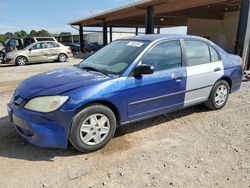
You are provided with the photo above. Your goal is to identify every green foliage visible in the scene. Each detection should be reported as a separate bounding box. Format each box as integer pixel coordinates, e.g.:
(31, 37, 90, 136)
(0, 29, 70, 43)
(30, 30, 38, 37)
(59, 32, 72, 36)
(37, 30, 51, 37)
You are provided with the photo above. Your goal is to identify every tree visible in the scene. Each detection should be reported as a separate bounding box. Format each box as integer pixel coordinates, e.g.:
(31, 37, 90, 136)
(37, 30, 51, 37)
(30, 30, 38, 37)
(14, 30, 27, 38)
(4, 32, 14, 39)
(20, 30, 27, 37)
(59, 32, 72, 36)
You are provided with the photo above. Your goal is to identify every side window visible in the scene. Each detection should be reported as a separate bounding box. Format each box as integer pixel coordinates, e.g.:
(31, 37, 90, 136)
(184, 40, 210, 66)
(31, 43, 46, 50)
(142, 40, 182, 71)
(47, 42, 60, 48)
(209, 46, 219, 62)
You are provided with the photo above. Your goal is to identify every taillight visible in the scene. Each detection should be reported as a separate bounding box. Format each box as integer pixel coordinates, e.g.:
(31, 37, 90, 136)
(67, 47, 72, 53)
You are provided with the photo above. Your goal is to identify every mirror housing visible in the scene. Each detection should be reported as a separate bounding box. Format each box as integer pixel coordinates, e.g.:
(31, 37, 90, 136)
(28, 48, 32, 51)
(133, 64, 154, 77)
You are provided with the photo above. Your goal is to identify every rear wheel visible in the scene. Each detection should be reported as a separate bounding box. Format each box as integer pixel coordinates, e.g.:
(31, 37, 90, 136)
(15, 56, 28, 66)
(205, 80, 229, 110)
(58, 53, 67, 62)
(69, 104, 117, 153)
(0, 52, 5, 64)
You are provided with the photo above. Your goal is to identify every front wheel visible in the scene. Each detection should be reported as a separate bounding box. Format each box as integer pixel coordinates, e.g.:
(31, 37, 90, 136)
(58, 53, 67, 62)
(15, 56, 28, 66)
(205, 80, 229, 110)
(69, 104, 117, 153)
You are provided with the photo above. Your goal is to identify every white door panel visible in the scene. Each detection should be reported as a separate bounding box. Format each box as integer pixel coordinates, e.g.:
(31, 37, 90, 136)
(184, 61, 224, 107)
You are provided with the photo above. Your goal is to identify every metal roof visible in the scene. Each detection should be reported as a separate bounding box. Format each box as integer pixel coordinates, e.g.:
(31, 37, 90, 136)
(69, 0, 241, 28)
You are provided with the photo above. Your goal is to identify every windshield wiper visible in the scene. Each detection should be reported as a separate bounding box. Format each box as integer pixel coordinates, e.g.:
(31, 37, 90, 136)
(81, 66, 110, 76)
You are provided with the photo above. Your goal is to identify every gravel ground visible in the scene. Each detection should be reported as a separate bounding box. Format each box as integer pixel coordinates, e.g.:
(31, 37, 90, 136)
(0, 59, 249, 188)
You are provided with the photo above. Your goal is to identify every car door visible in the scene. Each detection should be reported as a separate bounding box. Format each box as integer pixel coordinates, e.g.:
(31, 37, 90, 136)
(45, 42, 60, 60)
(28, 42, 47, 62)
(125, 40, 187, 121)
(183, 39, 224, 107)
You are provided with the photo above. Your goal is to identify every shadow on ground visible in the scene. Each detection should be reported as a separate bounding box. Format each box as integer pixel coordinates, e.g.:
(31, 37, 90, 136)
(0, 105, 209, 161)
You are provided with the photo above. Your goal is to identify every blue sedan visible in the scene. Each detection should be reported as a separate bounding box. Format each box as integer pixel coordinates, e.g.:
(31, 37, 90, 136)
(7, 35, 242, 152)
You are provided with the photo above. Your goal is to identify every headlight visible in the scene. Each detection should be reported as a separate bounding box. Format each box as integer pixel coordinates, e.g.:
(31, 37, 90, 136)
(25, 96, 69, 112)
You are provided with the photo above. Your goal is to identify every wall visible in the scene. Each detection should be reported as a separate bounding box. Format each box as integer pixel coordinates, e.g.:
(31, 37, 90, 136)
(85, 32, 135, 44)
(187, 11, 240, 53)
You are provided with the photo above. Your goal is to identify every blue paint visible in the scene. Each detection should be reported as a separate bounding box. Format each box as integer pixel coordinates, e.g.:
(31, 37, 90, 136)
(7, 35, 243, 148)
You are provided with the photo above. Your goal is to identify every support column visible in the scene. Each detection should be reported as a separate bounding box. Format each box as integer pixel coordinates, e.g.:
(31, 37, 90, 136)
(235, 0, 250, 57)
(157, 28, 160, 34)
(79, 26, 84, 53)
(103, 21, 108, 45)
(135, 27, 138, 35)
(145, 6, 154, 34)
(109, 26, 112, 43)
(241, 0, 250, 70)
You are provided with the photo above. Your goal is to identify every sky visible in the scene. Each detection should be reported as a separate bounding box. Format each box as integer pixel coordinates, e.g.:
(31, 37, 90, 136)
(0, 0, 187, 35)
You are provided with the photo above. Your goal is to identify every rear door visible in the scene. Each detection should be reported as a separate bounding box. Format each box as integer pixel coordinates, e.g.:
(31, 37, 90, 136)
(183, 39, 223, 107)
(45, 42, 60, 60)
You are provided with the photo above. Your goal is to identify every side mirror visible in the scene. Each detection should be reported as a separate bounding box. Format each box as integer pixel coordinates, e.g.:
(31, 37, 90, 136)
(134, 64, 154, 77)
(29, 48, 32, 51)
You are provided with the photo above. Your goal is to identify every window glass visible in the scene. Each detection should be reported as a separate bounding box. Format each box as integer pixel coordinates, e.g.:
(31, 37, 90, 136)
(209, 46, 219, 62)
(47, 42, 59, 48)
(141, 40, 182, 71)
(79, 40, 150, 75)
(184, 40, 210, 66)
(31, 42, 46, 50)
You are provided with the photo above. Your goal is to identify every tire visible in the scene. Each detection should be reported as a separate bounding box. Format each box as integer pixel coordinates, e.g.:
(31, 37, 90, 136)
(69, 104, 117, 153)
(205, 80, 230, 110)
(58, 53, 67, 62)
(15, 56, 28, 66)
(0, 52, 5, 64)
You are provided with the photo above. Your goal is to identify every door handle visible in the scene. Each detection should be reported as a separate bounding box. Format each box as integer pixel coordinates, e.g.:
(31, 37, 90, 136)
(174, 75, 184, 80)
(214, 67, 221, 72)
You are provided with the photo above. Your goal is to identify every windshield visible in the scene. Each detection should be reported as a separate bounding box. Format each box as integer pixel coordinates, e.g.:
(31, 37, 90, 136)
(79, 40, 150, 75)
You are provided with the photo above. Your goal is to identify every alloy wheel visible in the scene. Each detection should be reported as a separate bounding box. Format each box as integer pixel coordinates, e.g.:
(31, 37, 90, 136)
(17, 57, 27, 65)
(79, 114, 110, 146)
(59, 54, 66, 62)
(215, 85, 228, 106)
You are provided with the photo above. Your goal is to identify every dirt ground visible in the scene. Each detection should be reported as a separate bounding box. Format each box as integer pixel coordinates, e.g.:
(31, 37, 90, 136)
(0, 59, 249, 188)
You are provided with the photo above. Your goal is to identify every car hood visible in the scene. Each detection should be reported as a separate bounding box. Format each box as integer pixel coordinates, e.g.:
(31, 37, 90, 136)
(16, 66, 111, 99)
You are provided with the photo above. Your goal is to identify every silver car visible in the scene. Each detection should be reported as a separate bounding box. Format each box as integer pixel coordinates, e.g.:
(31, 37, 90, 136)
(5, 41, 73, 66)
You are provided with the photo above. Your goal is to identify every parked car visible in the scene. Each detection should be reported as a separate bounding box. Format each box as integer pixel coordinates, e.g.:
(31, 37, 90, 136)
(0, 37, 57, 64)
(5, 41, 72, 65)
(0, 43, 5, 64)
(85, 42, 103, 52)
(62, 42, 80, 54)
(7, 35, 242, 152)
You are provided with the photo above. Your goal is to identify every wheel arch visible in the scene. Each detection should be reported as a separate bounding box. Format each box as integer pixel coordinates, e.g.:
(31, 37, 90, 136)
(76, 100, 121, 125)
(59, 52, 68, 58)
(15, 55, 29, 63)
(220, 76, 232, 92)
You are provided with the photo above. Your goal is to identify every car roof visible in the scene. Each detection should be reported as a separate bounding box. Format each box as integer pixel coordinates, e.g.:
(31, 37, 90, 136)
(123, 34, 207, 42)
